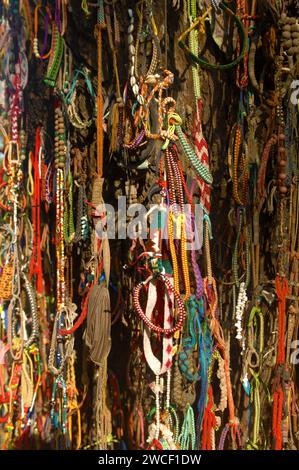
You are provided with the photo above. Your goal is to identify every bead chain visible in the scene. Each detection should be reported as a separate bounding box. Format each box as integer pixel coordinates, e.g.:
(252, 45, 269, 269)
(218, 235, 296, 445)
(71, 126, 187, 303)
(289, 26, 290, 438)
(133, 275, 185, 336)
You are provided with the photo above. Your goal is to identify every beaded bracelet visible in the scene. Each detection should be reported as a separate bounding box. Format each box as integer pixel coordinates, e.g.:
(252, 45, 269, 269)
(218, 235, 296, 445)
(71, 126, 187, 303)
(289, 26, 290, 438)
(64, 172, 75, 244)
(178, 2, 247, 71)
(133, 274, 186, 336)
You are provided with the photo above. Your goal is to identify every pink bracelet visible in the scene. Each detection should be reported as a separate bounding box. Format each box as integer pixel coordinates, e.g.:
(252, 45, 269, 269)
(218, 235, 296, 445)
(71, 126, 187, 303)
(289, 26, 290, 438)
(133, 274, 185, 336)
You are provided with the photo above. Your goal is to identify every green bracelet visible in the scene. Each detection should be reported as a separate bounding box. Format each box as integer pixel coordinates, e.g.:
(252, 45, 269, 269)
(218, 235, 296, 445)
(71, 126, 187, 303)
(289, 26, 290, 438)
(178, 2, 248, 71)
(44, 28, 64, 88)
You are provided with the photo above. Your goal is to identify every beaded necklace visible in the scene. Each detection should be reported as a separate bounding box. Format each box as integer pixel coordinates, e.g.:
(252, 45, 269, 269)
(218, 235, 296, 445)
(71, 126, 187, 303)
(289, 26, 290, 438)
(47, 102, 73, 377)
(231, 122, 249, 207)
(134, 273, 185, 336)
(63, 171, 75, 245)
(56, 167, 65, 307)
(165, 145, 191, 300)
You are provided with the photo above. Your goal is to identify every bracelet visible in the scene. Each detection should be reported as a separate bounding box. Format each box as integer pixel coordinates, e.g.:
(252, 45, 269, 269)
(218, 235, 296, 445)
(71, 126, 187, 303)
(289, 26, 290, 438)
(133, 274, 186, 336)
(178, 2, 247, 71)
(44, 23, 64, 88)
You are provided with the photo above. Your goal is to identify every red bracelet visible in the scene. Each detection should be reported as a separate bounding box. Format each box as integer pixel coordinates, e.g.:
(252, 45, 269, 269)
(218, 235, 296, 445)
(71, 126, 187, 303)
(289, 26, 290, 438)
(133, 274, 185, 336)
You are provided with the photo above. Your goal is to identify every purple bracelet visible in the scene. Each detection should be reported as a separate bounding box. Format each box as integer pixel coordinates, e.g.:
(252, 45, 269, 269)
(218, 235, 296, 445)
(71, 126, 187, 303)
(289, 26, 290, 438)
(124, 130, 145, 149)
(218, 423, 229, 450)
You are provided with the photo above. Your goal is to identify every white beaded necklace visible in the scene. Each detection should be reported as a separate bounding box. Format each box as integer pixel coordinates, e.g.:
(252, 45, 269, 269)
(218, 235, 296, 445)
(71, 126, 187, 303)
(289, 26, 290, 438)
(235, 281, 247, 351)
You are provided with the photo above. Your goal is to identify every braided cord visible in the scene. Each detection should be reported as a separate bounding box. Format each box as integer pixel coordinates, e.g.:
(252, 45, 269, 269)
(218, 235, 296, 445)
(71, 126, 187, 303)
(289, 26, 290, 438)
(98, 0, 105, 25)
(44, 24, 64, 87)
(176, 125, 213, 184)
(188, 0, 201, 99)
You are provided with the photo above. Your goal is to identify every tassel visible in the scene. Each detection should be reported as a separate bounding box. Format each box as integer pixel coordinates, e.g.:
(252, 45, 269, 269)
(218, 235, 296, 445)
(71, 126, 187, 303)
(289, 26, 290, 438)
(84, 283, 111, 365)
(92, 175, 104, 208)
